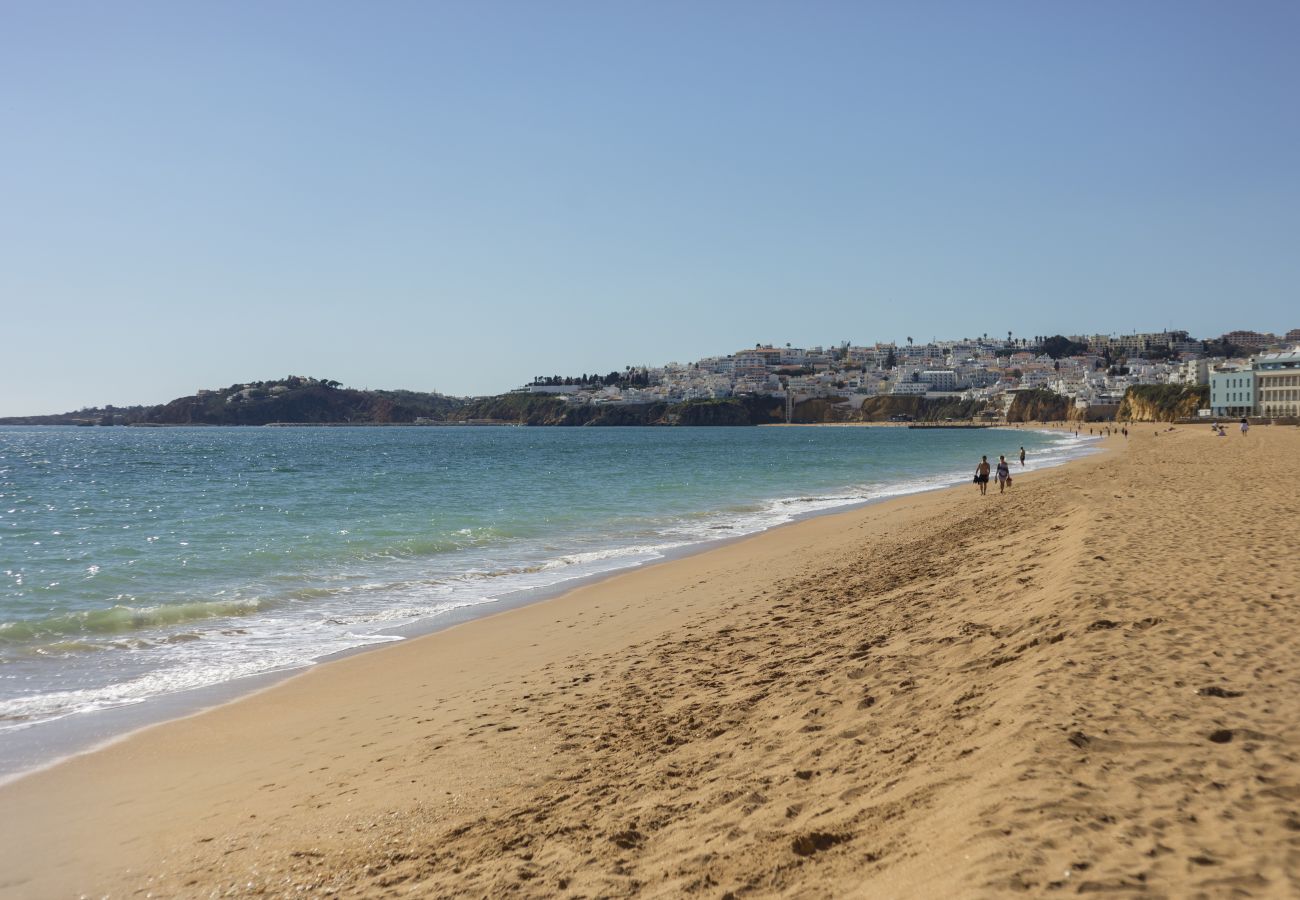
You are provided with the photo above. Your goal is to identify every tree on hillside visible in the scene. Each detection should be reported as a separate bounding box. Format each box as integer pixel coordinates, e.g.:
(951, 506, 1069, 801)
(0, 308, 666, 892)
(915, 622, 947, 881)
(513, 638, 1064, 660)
(1139, 346, 1176, 361)
(1203, 338, 1241, 358)
(1039, 334, 1088, 359)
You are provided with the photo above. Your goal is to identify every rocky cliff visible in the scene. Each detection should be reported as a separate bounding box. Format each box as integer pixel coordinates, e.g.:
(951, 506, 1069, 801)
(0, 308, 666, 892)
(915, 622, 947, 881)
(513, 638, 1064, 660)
(851, 396, 988, 422)
(5, 384, 994, 428)
(449, 394, 992, 426)
(448, 395, 785, 426)
(1116, 385, 1208, 422)
(1006, 389, 1072, 422)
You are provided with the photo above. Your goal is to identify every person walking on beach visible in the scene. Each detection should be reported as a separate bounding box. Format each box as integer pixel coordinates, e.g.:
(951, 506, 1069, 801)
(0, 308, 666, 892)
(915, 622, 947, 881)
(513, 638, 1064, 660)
(996, 455, 1012, 493)
(1019, 446, 1026, 467)
(975, 456, 991, 495)
(1240, 418, 1250, 435)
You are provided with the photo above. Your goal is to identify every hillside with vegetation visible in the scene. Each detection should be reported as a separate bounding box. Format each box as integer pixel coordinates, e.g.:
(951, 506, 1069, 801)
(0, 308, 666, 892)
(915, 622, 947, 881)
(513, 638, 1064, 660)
(0, 378, 464, 426)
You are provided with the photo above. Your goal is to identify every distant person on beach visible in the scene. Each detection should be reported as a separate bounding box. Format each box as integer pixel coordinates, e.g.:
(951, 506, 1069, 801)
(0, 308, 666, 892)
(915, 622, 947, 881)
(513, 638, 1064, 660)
(1019, 446, 1026, 467)
(974, 456, 991, 495)
(996, 456, 1011, 493)
(1240, 418, 1250, 435)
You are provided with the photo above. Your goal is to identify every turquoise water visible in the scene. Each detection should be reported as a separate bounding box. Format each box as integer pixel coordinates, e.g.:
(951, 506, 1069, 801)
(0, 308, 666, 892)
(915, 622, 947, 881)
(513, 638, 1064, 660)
(0, 425, 1089, 744)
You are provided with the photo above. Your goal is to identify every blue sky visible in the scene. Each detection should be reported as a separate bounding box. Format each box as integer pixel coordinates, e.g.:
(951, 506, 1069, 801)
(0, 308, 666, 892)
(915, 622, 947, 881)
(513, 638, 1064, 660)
(2, 1, 1297, 414)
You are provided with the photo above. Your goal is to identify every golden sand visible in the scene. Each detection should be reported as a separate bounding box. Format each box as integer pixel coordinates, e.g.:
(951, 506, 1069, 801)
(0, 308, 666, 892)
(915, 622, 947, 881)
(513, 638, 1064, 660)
(1, 426, 1297, 898)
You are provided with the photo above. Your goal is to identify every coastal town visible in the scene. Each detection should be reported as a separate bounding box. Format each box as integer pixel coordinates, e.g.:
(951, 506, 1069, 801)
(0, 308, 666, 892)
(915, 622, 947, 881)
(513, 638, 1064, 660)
(6, 328, 1298, 428)
(524, 328, 1300, 420)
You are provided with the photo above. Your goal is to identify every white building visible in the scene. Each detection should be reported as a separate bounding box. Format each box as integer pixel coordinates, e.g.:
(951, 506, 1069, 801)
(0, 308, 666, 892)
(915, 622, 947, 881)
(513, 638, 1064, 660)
(1209, 367, 1255, 416)
(1254, 348, 1300, 417)
(732, 353, 770, 378)
(1177, 358, 1211, 386)
(920, 370, 959, 391)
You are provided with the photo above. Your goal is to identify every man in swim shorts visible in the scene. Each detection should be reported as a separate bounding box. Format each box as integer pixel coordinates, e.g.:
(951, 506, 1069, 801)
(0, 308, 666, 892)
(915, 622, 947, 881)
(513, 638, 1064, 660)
(975, 455, 991, 495)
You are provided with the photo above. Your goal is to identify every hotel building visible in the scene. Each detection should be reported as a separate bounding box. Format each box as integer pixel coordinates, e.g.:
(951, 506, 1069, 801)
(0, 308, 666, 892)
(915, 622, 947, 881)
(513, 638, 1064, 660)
(1254, 348, 1300, 417)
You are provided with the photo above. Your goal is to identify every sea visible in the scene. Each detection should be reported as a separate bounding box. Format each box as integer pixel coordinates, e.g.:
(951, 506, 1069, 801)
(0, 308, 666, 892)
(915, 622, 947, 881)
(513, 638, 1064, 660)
(0, 424, 1095, 777)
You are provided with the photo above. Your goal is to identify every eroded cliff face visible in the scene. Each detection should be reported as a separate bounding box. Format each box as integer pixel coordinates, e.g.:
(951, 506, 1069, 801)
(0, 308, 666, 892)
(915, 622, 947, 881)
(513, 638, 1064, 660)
(852, 396, 988, 422)
(1065, 404, 1119, 423)
(1117, 385, 1208, 422)
(449, 393, 997, 426)
(449, 395, 785, 426)
(1006, 390, 1071, 422)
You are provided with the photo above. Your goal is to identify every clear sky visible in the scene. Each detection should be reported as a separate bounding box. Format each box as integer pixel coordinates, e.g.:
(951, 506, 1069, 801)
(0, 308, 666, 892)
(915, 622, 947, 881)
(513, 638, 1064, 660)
(3, 1, 1298, 414)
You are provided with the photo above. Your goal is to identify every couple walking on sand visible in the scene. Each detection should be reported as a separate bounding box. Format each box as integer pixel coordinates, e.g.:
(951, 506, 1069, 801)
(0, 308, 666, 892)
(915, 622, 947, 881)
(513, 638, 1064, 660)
(974, 454, 1014, 495)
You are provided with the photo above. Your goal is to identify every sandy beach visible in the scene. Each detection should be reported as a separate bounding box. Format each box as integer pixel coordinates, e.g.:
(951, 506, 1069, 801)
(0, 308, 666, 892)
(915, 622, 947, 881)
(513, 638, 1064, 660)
(2, 425, 1298, 898)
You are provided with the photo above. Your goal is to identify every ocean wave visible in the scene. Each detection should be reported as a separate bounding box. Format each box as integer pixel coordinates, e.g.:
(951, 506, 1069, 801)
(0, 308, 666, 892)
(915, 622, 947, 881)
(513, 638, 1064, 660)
(0, 628, 405, 731)
(537, 543, 681, 571)
(350, 527, 518, 563)
(0, 598, 264, 644)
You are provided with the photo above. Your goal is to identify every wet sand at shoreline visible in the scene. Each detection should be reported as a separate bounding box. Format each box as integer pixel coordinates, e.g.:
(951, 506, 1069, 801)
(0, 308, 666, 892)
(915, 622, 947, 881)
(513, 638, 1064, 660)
(1, 426, 1297, 898)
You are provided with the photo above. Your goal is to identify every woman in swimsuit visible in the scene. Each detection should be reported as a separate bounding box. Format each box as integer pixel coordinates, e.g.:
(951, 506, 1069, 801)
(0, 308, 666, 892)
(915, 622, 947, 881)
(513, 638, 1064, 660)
(996, 456, 1012, 493)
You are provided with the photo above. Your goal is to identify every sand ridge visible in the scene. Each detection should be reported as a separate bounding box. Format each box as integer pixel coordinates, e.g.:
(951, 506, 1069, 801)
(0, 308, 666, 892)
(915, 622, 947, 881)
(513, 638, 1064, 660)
(1, 427, 1297, 898)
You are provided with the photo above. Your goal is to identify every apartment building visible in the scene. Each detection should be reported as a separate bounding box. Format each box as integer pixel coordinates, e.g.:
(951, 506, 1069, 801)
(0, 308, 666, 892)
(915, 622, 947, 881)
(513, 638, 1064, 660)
(1222, 330, 1276, 350)
(1254, 348, 1300, 417)
(732, 352, 771, 378)
(1089, 330, 1193, 356)
(1209, 367, 1255, 416)
(920, 370, 959, 391)
(1177, 358, 1211, 386)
